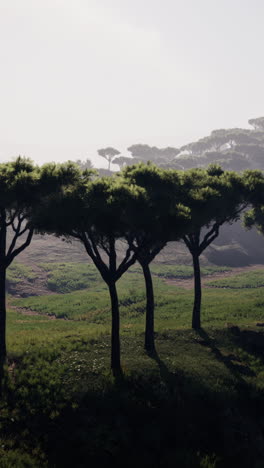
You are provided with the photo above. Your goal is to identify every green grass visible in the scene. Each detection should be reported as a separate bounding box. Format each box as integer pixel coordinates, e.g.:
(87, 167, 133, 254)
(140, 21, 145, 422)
(25, 262, 232, 295)
(3, 315, 264, 467)
(146, 263, 231, 279)
(39, 262, 101, 293)
(6, 262, 37, 288)
(10, 266, 264, 327)
(3, 263, 264, 467)
(208, 269, 264, 289)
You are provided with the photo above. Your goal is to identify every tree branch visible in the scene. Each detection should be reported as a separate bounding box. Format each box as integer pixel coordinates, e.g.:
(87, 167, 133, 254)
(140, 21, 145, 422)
(7, 230, 20, 257)
(109, 236, 116, 274)
(88, 229, 102, 261)
(80, 231, 109, 283)
(6, 209, 19, 227)
(117, 245, 134, 274)
(199, 224, 220, 254)
(6, 229, 34, 267)
(149, 241, 166, 263)
(183, 234, 193, 252)
(116, 249, 138, 280)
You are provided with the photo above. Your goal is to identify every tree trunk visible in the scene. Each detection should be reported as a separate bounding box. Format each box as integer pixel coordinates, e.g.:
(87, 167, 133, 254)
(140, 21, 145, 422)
(0, 221, 6, 394)
(142, 262, 155, 354)
(192, 252, 202, 329)
(109, 281, 121, 374)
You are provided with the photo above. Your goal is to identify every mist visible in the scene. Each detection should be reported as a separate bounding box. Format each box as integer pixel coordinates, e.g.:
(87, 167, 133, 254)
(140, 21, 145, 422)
(1, 0, 264, 166)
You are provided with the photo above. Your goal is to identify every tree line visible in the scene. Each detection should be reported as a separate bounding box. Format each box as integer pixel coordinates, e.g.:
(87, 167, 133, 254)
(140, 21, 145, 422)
(0, 157, 264, 386)
(95, 117, 264, 173)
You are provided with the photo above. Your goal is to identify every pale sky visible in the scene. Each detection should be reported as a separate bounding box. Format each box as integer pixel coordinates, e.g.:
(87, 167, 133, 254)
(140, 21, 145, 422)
(1, 0, 264, 167)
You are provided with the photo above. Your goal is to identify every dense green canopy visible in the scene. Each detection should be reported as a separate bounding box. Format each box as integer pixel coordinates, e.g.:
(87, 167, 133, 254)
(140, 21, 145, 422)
(121, 163, 190, 352)
(0, 158, 85, 390)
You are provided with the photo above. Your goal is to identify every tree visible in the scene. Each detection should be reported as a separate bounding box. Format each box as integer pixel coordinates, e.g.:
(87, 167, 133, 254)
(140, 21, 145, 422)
(0, 157, 37, 384)
(0, 158, 83, 390)
(122, 164, 190, 353)
(75, 158, 94, 170)
(245, 206, 264, 232)
(243, 170, 264, 231)
(97, 147, 120, 171)
(181, 165, 246, 329)
(111, 156, 135, 170)
(34, 175, 147, 375)
(127, 144, 179, 166)
(176, 120, 264, 172)
(248, 117, 264, 131)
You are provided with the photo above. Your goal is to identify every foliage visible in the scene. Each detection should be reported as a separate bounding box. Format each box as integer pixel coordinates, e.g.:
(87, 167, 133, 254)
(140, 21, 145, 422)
(39, 262, 100, 293)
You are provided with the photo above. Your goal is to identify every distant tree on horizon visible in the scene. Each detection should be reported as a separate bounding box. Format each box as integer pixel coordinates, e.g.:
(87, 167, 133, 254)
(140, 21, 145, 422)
(97, 147, 120, 171)
(248, 117, 264, 131)
(176, 118, 264, 171)
(75, 158, 94, 170)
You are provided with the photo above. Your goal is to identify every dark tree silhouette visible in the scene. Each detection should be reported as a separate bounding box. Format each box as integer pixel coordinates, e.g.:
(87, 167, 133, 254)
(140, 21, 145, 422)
(34, 175, 146, 375)
(0, 157, 37, 386)
(0, 158, 82, 390)
(181, 165, 247, 329)
(122, 163, 190, 353)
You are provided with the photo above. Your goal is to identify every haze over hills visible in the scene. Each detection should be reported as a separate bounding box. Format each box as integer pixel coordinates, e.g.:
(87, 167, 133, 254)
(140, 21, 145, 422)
(66, 117, 264, 268)
(12, 116, 264, 269)
(109, 117, 264, 172)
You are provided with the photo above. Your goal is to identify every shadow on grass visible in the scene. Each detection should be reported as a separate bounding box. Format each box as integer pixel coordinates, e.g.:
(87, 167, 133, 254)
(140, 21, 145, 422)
(196, 328, 255, 387)
(2, 337, 264, 468)
(147, 348, 183, 400)
(238, 327, 264, 363)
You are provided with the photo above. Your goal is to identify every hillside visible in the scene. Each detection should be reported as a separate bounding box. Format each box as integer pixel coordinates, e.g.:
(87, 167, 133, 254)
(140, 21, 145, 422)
(98, 118, 264, 268)
(11, 217, 264, 277)
(2, 262, 264, 466)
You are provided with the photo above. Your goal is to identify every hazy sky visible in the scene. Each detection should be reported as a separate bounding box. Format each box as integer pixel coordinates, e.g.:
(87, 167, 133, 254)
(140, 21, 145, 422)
(1, 0, 264, 167)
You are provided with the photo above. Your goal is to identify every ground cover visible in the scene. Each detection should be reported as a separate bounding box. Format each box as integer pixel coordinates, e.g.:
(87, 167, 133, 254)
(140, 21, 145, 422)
(10, 269, 264, 327)
(6, 263, 37, 289)
(207, 269, 264, 289)
(6, 261, 233, 296)
(2, 264, 264, 467)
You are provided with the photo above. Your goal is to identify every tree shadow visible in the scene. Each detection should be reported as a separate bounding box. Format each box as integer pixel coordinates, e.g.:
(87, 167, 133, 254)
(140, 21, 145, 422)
(236, 327, 264, 363)
(196, 328, 255, 386)
(2, 353, 263, 468)
(112, 367, 124, 385)
(147, 348, 183, 400)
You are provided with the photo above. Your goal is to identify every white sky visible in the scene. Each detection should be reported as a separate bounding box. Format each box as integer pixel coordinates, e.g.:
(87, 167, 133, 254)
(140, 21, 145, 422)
(0, 0, 264, 167)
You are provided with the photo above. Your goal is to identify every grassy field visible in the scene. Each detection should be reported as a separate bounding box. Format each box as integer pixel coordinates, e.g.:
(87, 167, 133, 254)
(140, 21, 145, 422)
(10, 266, 264, 327)
(2, 263, 264, 467)
(6, 263, 37, 288)
(6, 261, 231, 294)
(208, 269, 264, 289)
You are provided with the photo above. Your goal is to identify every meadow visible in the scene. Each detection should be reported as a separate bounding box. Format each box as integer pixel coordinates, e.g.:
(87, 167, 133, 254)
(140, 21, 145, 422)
(1, 262, 264, 467)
